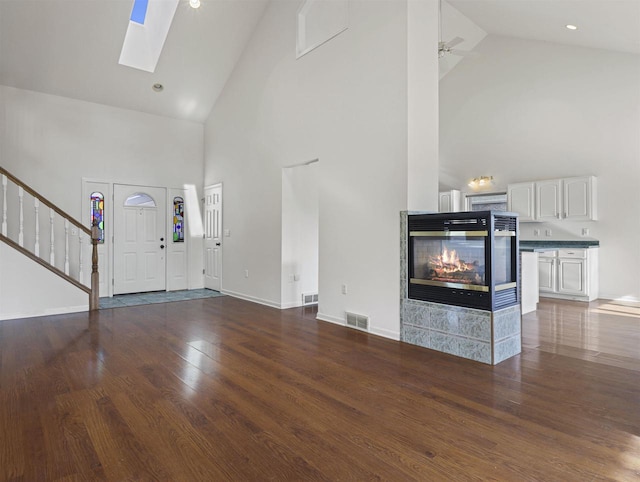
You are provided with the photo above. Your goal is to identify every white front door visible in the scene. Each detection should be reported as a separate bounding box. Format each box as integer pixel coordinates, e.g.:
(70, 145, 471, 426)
(114, 184, 167, 294)
(204, 184, 222, 291)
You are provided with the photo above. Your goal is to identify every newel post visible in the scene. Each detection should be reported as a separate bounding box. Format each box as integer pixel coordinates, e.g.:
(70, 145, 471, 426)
(90, 222, 100, 311)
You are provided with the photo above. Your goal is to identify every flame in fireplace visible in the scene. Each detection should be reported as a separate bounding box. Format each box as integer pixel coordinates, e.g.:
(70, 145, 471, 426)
(431, 247, 475, 274)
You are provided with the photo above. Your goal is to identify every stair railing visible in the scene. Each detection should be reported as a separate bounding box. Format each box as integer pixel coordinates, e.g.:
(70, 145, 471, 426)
(0, 166, 99, 310)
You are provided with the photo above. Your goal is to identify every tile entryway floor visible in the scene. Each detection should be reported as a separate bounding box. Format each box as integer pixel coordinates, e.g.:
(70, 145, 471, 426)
(99, 289, 224, 309)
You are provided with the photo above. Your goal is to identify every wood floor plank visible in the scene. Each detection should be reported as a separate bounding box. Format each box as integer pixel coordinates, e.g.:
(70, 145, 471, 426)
(1, 296, 640, 480)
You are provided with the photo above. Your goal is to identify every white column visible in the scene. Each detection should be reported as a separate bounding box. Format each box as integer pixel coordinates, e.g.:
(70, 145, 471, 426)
(64, 219, 70, 275)
(18, 187, 24, 247)
(34, 198, 40, 256)
(407, 0, 439, 211)
(1, 175, 7, 236)
(49, 208, 55, 265)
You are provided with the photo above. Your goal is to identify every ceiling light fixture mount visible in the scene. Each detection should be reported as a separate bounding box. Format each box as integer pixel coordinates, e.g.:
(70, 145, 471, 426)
(152, 83, 164, 92)
(189, 0, 201, 8)
(468, 176, 494, 188)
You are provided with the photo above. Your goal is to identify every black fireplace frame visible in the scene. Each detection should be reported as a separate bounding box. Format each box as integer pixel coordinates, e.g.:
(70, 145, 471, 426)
(408, 211, 519, 311)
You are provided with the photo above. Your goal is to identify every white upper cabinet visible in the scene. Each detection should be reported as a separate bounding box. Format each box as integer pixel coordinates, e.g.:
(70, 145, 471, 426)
(508, 176, 597, 222)
(564, 176, 597, 221)
(507, 182, 535, 221)
(536, 179, 562, 221)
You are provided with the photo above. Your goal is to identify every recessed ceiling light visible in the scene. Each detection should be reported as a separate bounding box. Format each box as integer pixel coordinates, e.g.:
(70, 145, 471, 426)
(565, 24, 578, 30)
(152, 83, 164, 92)
(189, 0, 201, 8)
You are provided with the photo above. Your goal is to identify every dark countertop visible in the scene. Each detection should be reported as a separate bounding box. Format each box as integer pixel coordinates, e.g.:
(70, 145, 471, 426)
(519, 240, 600, 252)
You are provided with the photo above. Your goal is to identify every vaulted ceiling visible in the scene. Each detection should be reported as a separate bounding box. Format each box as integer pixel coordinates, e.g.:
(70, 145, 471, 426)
(0, 0, 638, 124)
(0, 0, 268, 123)
(449, 0, 640, 55)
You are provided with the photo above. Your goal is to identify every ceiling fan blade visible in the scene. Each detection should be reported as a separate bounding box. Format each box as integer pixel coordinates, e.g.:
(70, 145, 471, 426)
(450, 49, 479, 57)
(446, 37, 464, 48)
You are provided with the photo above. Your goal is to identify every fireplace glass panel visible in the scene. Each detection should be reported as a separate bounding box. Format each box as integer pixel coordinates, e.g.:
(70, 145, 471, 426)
(494, 236, 514, 285)
(412, 235, 486, 286)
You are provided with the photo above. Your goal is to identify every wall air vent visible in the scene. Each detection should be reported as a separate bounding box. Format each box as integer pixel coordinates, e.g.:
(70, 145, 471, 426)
(345, 312, 369, 331)
(302, 292, 319, 306)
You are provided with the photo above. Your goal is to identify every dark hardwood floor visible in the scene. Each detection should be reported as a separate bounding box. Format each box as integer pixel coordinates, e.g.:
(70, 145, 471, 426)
(1, 296, 639, 481)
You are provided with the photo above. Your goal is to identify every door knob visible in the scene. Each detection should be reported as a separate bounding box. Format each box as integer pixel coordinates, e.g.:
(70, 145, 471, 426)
(215, 242, 221, 246)
(160, 245, 165, 249)
(160, 237, 165, 242)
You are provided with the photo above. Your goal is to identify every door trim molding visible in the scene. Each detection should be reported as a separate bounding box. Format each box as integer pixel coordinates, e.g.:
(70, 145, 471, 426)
(82, 178, 192, 297)
(204, 183, 223, 292)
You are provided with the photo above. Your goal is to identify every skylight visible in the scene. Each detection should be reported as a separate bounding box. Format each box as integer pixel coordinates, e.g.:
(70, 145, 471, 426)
(130, 0, 149, 25)
(119, 0, 179, 73)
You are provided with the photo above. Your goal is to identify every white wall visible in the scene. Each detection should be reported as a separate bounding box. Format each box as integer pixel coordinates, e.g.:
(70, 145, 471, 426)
(204, 0, 439, 338)
(440, 35, 640, 301)
(281, 162, 319, 308)
(0, 85, 206, 313)
(0, 243, 88, 320)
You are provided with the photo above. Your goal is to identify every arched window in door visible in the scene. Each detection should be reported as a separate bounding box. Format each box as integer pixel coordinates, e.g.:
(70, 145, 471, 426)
(90, 192, 105, 244)
(124, 192, 156, 207)
(173, 196, 184, 242)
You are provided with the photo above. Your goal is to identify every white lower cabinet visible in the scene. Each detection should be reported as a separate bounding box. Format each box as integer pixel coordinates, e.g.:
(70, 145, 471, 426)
(538, 254, 557, 293)
(538, 248, 598, 301)
(558, 257, 586, 296)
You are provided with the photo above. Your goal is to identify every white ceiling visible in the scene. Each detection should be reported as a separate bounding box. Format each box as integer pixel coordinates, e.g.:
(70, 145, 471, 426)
(449, 0, 640, 55)
(0, 0, 268, 123)
(0, 0, 638, 124)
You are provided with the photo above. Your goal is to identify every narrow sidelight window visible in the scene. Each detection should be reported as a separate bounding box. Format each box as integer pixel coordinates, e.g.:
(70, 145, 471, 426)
(90, 192, 105, 244)
(173, 196, 184, 242)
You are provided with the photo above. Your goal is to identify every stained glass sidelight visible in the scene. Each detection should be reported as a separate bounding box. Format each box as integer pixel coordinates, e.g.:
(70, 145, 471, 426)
(90, 192, 105, 244)
(173, 196, 184, 242)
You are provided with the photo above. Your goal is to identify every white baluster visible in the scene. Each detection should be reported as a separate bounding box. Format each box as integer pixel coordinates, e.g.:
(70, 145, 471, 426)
(18, 187, 24, 247)
(64, 219, 70, 275)
(50, 208, 55, 265)
(1, 175, 7, 236)
(78, 235, 84, 285)
(34, 199, 40, 256)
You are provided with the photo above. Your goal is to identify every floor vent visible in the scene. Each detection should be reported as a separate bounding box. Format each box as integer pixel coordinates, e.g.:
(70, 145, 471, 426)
(345, 311, 369, 331)
(302, 292, 319, 306)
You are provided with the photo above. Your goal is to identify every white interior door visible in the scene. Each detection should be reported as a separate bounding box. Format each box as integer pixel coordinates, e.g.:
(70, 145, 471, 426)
(204, 184, 222, 291)
(114, 185, 167, 294)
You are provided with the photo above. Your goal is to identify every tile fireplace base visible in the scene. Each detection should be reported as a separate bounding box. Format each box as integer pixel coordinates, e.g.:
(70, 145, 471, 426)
(400, 299, 521, 365)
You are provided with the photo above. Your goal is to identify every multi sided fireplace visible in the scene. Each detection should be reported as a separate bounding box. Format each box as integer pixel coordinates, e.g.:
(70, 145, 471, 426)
(408, 211, 519, 310)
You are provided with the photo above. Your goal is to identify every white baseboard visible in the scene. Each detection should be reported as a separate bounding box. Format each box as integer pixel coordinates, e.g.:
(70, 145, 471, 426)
(0, 304, 89, 321)
(316, 312, 399, 341)
(370, 326, 400, 341)
(597, 295, 640, 307)
(316, 312, 345, 326)
(221, 289, 281, 309)
(281, 301, 303, 309)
